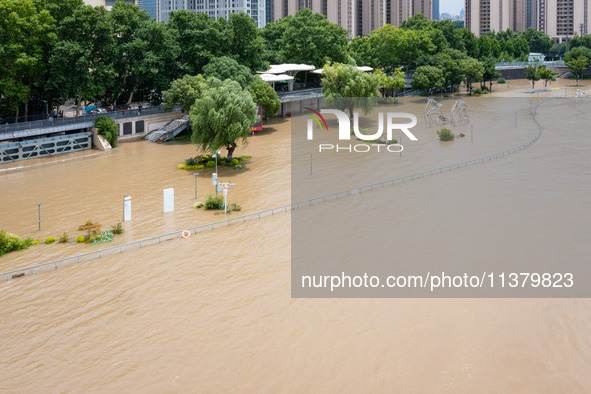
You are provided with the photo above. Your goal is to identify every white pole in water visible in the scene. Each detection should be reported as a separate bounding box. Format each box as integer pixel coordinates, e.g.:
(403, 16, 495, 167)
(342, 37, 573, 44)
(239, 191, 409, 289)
(223, 187, 228, 214)
(123, 196, 132, 221)
(515, 112, 517, 128)
(193, 172, 199, 199)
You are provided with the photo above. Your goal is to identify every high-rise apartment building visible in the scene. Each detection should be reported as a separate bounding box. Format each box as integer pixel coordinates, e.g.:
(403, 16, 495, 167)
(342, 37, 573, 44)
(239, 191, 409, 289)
(465, 0, 590, 42)
(84, 0, 136, 9)
(538, 0, 589, 41)
(272, 0, 435, 37)
(152, 0, 266, 27)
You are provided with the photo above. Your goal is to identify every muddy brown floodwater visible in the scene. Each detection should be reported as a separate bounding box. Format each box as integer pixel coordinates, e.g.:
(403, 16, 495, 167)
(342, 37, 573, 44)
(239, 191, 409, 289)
(1, 80, 591, 392)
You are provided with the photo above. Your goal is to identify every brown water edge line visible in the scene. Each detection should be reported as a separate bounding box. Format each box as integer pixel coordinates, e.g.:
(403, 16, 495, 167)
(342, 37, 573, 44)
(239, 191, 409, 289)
(0, 98, 554, 282)
(0, 150, 112, 174)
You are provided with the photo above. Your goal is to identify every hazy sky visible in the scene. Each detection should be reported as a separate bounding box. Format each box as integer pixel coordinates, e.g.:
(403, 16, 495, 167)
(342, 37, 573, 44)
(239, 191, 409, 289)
(440, 0, 464, 15)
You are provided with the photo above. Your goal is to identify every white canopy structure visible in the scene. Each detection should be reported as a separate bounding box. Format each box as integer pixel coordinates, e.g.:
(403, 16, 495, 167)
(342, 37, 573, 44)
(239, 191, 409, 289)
(257, 64, 315, 91)
(312, 66, 374, 74)
(258, 73, 295, 89)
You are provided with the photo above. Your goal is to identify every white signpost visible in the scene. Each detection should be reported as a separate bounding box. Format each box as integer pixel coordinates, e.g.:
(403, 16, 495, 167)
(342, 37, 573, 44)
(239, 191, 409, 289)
(218, 182, 235, 213)
(123, 196, 132, 221)
(163, 188, 174, 213)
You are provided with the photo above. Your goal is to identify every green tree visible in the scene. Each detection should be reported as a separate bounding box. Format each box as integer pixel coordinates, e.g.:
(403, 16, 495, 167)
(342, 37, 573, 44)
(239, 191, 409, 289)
(563, 46, 591, 63)
(433, 19, 464, 51)
(538, 65, 558, 89)
(549, 43, 567, 59)
(370, 25, 435, 72)
(109, 2, 180, 105)
(95, 116, 119, 147)
(247, 76, 281, 118)
(453, 20, 464, 29)
(279, 9, 349, 67)
(0, 0, 56, 118)
(436, 50, 466, 94)
(521, 28, 553, 54)
(189, 78, 258, 161)
(321, 63, 381, 117)
(477, 35, 501, 59)
(349, 36, 377, 68)
(228, 13, 267, 71)
(166, 11, 231, 78)
(375, 68, 405, 97)
(525, 64, 541, 90)
(460, 57, 484, 94)
(260, 16, 289, 64)
(458, 28, 479, 58)
(569, 35, 591, 50)
(481, 57, 501, 91)
(162, 74, 206, 112)
(46, 5, 117, 106)
(202, 56, 254, 89)
(400, 13, 432, 30)
(411, 65, 444, 95)
(565, 58, 590, 86)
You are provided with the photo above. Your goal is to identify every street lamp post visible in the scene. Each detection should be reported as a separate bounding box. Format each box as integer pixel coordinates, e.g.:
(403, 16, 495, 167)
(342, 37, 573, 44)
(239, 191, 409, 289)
(36, 202, 42, 231)
(193, 172, 199, 199)
(212, 150, 220, 196)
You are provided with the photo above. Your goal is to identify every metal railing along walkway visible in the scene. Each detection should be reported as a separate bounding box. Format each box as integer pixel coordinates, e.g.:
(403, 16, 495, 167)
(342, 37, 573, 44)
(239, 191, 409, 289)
(0, 106, 180, 141)
(0, 98, 552, 282)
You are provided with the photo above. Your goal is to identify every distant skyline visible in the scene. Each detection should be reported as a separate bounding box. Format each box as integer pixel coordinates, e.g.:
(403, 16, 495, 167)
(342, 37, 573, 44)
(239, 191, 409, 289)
(439, 0, 464, 16)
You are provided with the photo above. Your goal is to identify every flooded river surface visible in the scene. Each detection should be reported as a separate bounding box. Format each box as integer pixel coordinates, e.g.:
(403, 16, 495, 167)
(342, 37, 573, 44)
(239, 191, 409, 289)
(1, 81, 591, 392)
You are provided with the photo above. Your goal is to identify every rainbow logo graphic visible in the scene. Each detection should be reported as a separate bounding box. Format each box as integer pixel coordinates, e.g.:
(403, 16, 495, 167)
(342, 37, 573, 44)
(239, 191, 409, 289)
(304, 107, 328, 131)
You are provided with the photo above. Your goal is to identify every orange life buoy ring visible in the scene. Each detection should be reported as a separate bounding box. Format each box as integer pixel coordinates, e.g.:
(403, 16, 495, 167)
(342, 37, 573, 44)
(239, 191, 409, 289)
(181, 230, 191, 239)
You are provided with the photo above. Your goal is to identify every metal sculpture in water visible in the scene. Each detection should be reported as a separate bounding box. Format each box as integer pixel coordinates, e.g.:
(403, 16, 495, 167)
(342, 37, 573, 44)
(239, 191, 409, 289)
(450, 100, 469, 127)
(424, 99, 469, 127)
(424, 99, 449, 127)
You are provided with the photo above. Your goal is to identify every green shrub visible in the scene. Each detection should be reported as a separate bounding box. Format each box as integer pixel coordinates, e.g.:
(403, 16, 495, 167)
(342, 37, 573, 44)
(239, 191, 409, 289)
(0, 230, 34, 256)
(177, 163, 204, 170)
(76, 236, 86, 243)
(185, 157, 197, 166)
(110, 222, 124, 235)
(95, 116, 119, 147)
(205, 160, 216, 168)
(497, 77, 506, 84)
(87, 236, 95, 244)
(231, 203, 242, 212)
(204, 194, 225, 210)
(193, 201, 204, 208)
(44, 237, 56, 244)
(58, 232, 69, 243)
(437, 128, 455, 141)
(233, 164, 242, 170)
(230, 158, 239, 166)
(92, 230, 114, 244)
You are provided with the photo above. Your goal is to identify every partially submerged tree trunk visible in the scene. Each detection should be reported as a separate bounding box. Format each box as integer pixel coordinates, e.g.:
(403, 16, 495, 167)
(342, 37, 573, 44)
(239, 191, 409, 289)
(225, 142, 237, 162)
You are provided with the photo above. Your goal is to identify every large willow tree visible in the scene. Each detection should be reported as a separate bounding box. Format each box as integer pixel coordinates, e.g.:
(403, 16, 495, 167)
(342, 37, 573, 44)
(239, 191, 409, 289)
(189, 77, 258, 161)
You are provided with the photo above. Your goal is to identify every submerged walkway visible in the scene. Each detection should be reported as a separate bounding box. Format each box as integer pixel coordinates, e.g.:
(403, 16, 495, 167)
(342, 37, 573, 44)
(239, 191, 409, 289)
(1, 98, 551, 281)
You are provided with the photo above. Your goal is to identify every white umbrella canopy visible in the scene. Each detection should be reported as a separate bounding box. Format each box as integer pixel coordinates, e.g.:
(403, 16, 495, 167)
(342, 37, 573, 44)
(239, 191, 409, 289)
(312, 66, 374, 74)
(259, 64, 316, 74)
(258, 73, 295, 82)
(257, 64, 316, 91)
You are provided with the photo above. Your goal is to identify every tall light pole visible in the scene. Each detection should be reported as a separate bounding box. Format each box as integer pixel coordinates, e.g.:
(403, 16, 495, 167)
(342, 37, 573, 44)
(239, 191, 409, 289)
(36, 202, 42, 231)
(212, 150, 220, 196)
(193, 172, 199, 199)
